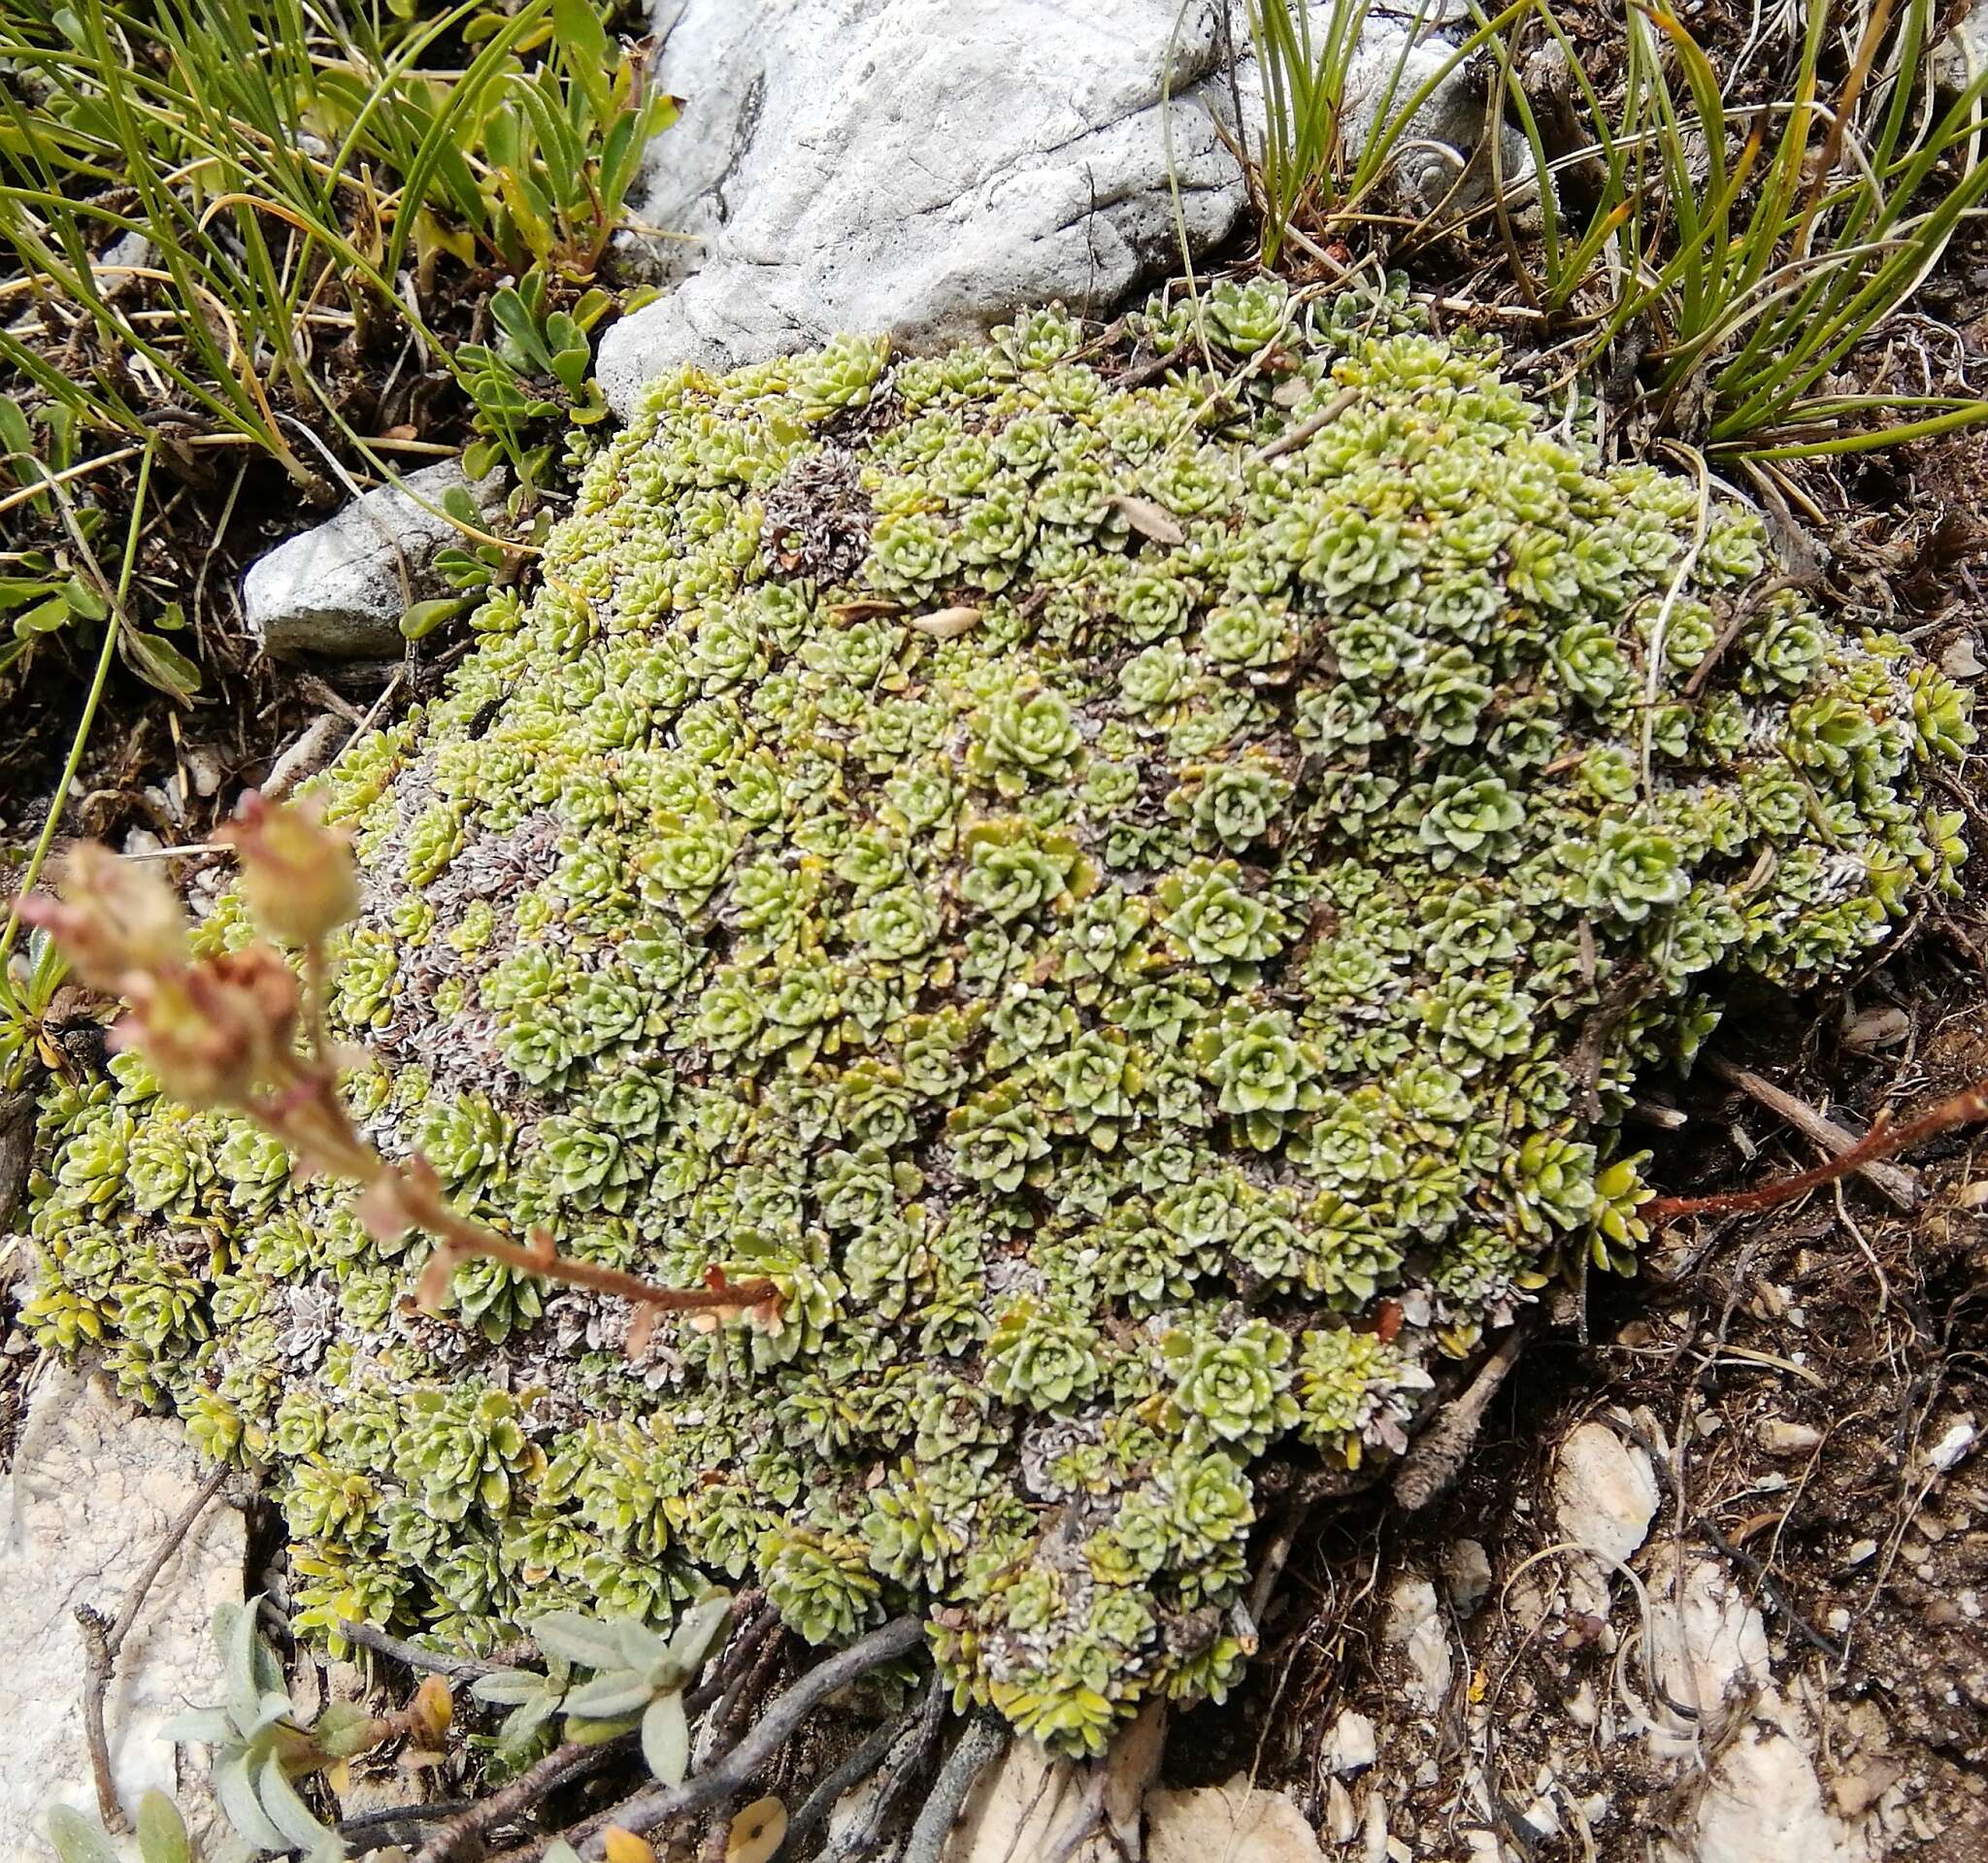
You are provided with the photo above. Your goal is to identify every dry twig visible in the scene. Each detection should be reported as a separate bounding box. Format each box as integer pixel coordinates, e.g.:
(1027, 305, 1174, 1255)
(902, 1712, 1009, 1863)
(337, 1798, 480, 1846)
(1393, 1322, 1533, 1512)
(77, 1457, 233, 1831)
(1680, 575, 1807, 701)
(1647, 1077, 1988, 1220)
(415, 1739, 619, 1863)
(783, 1707, 919, 1858)
(810, 1675, 949, 1863)
(1708, 1057, 1921, 1210)
(335, 1614, 524, 1682)
(1250, 386, 1360, 462)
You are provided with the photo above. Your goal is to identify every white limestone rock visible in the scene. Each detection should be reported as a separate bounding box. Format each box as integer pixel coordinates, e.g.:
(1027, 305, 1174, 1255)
(1935, 0, 1988, 89)
(1325, 1708, 1379, 1775)
(1382, 1572, 1454, 1712)
(1680, 1720, 1851, 1863)
(0, 1362, 244, 1856)
(601, 1, 1537, 415)
(241, 457, 505, 661)
(598, 0, 1249, 415)
(1441, 1536, 1494, 1615)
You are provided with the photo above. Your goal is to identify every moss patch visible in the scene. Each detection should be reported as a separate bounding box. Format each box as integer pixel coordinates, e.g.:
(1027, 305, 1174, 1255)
(23, 283, 1972, 1753)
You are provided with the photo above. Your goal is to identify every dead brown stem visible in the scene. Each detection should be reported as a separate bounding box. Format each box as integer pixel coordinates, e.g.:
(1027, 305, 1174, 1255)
(902, 1711, 1008, 1863)
(230, 948, 782, 1345)
(1680, 576, 1805, 701)
(414, 1739, 610, 1863)
(1251, 386, 1360, 462)
(1393, 1321, 1532, 1512)
(331, 1613, 523, 1682)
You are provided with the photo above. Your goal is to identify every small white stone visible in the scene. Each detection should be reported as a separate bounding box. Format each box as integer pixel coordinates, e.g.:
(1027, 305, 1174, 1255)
(1555, 1421, 1660, 1567)
(1520, 1796, 1560, 1838)
(1325, 1780, 1359, 1845)
(1442, 1538, 1494, 1616)
(1363, 1786, 1389, 1863)
(1757, 1417, 1825, 1456)
(1325, 1709, 1377, 1775)
(1683, 1721, 1850, 1863)
(1926, 1416, 1978, 1473)
(242, 458, 506, 661)
(1383, 1574, 1454, 1712)
(1937, 2, 1988, 90)
(1831, 1757, 1904, 1817)
(264, 714, 351, 801)
(1646, 1551, 1772, 1723)
(183, 746, 225, 800)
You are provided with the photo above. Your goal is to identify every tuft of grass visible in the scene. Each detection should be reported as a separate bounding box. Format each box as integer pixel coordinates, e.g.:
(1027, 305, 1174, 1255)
(1239, 0, 1545, 268)
(1242, 0, 1374, 267)
(0, 0, 671, 687)
(1487, 0, 1988, 457)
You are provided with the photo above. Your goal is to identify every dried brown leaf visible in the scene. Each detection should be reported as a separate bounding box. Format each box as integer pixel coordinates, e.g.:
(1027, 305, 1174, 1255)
(1106, 493, 1185, 547)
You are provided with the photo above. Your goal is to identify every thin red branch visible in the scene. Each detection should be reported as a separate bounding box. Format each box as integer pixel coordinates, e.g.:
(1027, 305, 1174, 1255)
(1646, 1078, 1988, 1220)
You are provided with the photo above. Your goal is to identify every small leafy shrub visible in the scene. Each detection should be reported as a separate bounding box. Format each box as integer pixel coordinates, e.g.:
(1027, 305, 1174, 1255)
(22, 283, 1971, 1754)
(473, 1590, 730, 1780)
(455, 266, 616, 495)
(44, 1597, 449, 1861)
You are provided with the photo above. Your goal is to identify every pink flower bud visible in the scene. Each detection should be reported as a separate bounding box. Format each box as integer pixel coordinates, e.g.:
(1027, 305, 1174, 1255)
(17, 844, 188, 993)
(218, 791, 360, 947)
(121, 947, 301, 1108)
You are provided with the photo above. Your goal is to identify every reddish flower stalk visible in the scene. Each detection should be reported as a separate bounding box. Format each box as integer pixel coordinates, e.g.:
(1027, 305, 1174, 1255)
(17, 795, 781, 1347)
(1645, 1079, 1988, 1221)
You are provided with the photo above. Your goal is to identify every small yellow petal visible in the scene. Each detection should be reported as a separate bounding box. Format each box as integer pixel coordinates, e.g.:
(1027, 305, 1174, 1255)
(726, 1796, 787, 1863)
